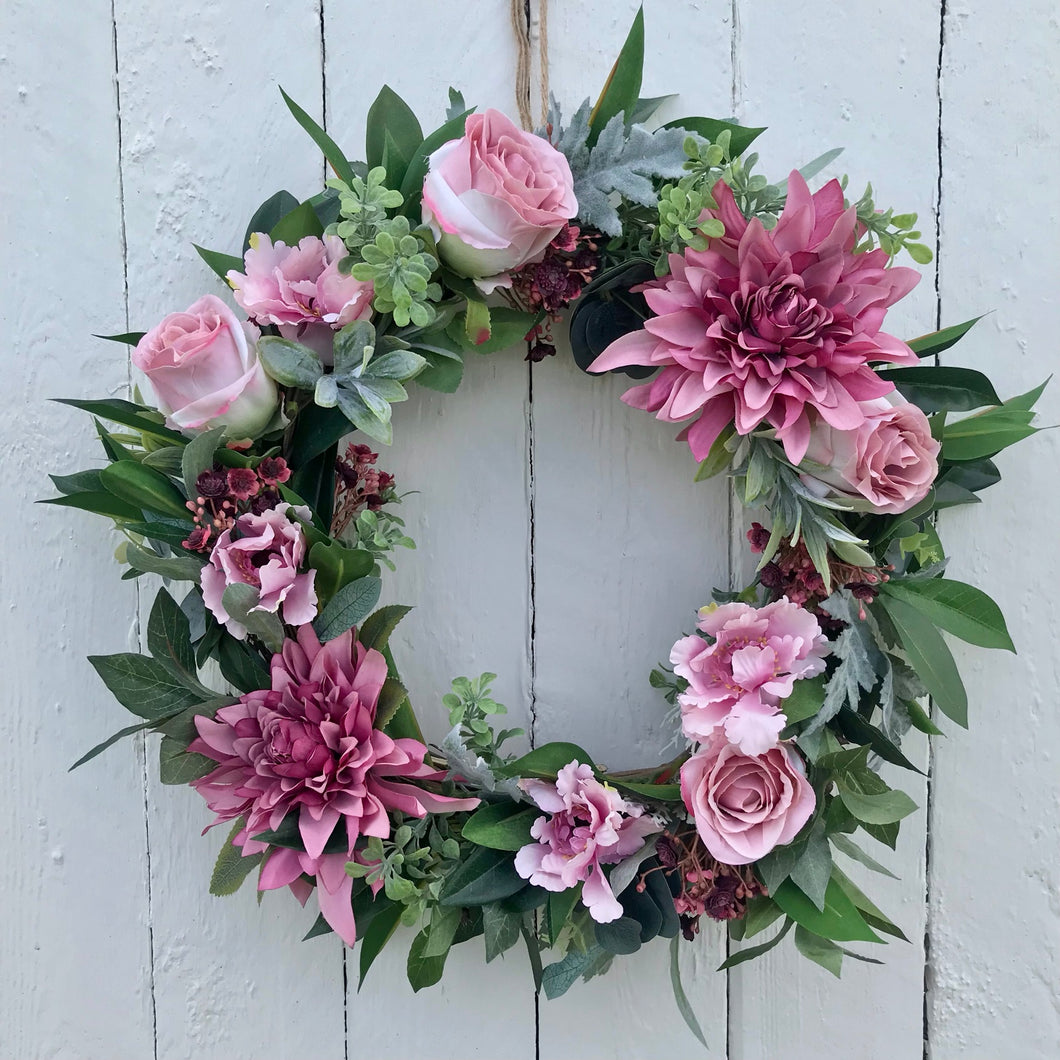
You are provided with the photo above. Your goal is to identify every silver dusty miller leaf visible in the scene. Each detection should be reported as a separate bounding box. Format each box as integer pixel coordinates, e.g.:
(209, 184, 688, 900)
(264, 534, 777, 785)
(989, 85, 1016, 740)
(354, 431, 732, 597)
(545, 99, 689, 237)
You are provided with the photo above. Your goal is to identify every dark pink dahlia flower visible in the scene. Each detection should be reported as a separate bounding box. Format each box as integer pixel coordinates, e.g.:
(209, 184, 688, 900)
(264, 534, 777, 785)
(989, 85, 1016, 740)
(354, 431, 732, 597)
(190, 625, 477, 944)
(590, 172, 920, 464)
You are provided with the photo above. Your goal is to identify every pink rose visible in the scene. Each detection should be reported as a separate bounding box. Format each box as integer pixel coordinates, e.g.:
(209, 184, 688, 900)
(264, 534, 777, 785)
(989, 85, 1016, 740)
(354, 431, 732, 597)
(132, 294, 277, 437)
(680, 737, 815, 865)
(422, 109, 577, 284)
(513, 761, 659, 923)
(803, 395, 941, 515)
(227, 234, 373, 359)
(200, 503, 317, 639)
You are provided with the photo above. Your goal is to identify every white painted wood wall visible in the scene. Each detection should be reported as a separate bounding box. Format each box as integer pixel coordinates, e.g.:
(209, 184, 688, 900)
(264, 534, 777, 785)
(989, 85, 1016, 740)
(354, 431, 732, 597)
(4, 1, 1058, 1056)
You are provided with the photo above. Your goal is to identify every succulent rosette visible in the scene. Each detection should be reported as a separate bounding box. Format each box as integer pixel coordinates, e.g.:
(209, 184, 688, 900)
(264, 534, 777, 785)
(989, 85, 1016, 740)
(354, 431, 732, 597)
(53, 9, 1042, 1033)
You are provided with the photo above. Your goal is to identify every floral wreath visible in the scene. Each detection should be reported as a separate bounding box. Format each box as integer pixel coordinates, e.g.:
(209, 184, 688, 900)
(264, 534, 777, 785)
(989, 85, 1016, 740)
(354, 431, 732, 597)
(50, 11, 1044, 1044)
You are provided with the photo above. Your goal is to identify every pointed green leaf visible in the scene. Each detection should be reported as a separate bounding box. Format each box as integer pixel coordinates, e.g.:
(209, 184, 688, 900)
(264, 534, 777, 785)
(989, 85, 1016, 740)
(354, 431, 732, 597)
(270, 199, 325, 244)
(40, 491, 143, 521)
(907, 315, 983, 357)
(669, 935, 709, 1048)
(588, 6, 644, 144)
(793, 925, 844, 977)
(718, 919, 792, 969)
(663, 116, 766, 156)
(69, 721, 154, 771)
(279, 86, 354, 185)
(242, 189, 299, 252)
(878, 365, 1001, 412)
(881, 578, 1014, 652)
(210, 818, 262, 896)
(312, 576, 382, 643)
(55, 397, 185, 444)
(829, 832, 899, 879)
(462, 803, 539, 851)
(158, 734, 216, 784)
(366, 85, 424, 174)
(358, 605, 412, 652)
(495, 741, 596, 779)
(88, 653, 204, 720)
(358, 901, 404, 985)
(100, 460, 191, 520)
(193, 243, 243, 282)
(772, 879, 882, 943)
(438, 846, 524, 907)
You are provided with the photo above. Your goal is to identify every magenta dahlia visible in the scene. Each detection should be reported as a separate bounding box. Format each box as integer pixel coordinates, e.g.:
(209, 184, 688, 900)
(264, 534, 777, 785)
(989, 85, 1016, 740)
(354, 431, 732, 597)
(189, 625, 477, 944)
(589, 171, 920, 464)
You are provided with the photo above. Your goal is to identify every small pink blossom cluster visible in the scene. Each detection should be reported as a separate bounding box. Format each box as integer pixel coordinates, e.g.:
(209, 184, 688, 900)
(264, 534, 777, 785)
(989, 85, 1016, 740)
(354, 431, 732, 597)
(513, 762, 660, 924)
(673, 598, 825, 868)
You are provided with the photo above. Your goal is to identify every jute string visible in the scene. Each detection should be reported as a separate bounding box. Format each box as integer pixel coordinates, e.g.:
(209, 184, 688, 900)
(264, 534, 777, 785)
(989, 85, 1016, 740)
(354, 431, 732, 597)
(510, 0, 550, 130)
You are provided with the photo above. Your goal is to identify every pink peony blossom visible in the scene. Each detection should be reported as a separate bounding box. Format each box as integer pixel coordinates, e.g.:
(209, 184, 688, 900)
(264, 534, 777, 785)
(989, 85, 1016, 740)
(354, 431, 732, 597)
(513, 761, 659, 923)
(671, 598, 829, 755)
(589, 172, 920, 464)
(200, 503, 318, 639)
(190, 625, 478, 944)
(133, 294, 277, 437)
(680, 736, 815, 864)
(227, 233, 374, 357)
(422, 109, 577, 286)
(802, 395, 940, 515)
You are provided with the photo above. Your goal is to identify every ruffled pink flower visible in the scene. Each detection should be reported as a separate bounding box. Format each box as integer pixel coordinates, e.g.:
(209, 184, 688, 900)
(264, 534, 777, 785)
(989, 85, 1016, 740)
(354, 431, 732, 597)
(190, 625, 478, 944)
(589, 172, 920, 464)
(513, 761, 659, 923)
(227, 233, 374, 357)
(681, 736, 815, 864)
(802, 395, 940, 515)
(671, 598, 829, 755)
(200, 503, 317, 639)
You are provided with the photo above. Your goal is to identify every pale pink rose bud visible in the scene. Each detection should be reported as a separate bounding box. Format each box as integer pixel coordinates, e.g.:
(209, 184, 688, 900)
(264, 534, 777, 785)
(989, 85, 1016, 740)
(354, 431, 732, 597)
(421, 109, 577, 286)
(802, 395, 941, 515)
(132, 294, 277, 438)
(681, 737, 815, 865)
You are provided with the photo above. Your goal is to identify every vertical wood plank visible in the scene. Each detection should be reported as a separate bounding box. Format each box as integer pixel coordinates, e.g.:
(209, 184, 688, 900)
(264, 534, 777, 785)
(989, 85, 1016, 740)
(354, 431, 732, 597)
(534, 3, 733, 1055)
(324, 4, 537, 1055)
(726, 3, 940, 1057)
(112, 3, 347, 1057)
(929, 4, 1060, 1056)
(1, 2, 156, 1056)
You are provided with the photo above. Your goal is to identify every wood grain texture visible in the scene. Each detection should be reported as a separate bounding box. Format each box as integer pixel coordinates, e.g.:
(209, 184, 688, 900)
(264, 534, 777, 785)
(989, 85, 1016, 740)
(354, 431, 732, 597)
(928, 2, 1060, 1056)
(2, 3, 157, 1056)
(113, 3, 347, 1058)
(324, 4, 537, 1054)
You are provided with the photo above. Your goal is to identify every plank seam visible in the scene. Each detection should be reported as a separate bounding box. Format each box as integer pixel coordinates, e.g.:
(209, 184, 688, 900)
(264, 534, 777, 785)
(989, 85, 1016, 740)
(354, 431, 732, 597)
(110, 3, 158, 1056)
(923, 3, 948, 1057)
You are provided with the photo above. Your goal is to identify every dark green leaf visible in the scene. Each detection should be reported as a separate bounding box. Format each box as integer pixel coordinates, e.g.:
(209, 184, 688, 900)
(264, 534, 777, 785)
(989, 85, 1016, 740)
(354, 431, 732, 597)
(772, 879, 882, 943)
(741, 895, 786, 938)
(879, 365, 1000, 412)
(942, 408, 1039, 461)
(55, 397, 185, 443)
(669, 935, 709, 1048)
(366, 85, 423, 188)
(49, 469, 105, 495)
(178, 427, 224, 495)
(541, 943, 608, 1000)
(594, 916, 642, 955)
(606, 779, 683, 802)
(358, 901, 403, 986)
(830, 866, 908, 942)
(242, 189, 299, 252)
(312, 576, 382, 642)
(837, 784, 917, 825)
(907, 315, 983, 357)
(588, 6, 644, 145)
(307, 538, 374, 604)
(217, 633, 271, 693)
(93, 331, 146, 346)
(302, 913, 334, 941)
(793, 925, 843, 977)
(881, 578, 1014, 652)
(358, 605, 412, 652)
(88, 653, 204, 720)
(413, 350, 464, 393)
(483, 902, 523, 963)
(496, 741, 596, 779)
(662, 116, 766, 156)
(546, 886, 582, 945)
(270, 199, 325, 244)
(1002, 377, 1049, 412)
(782, 674, 827, 724)
(374, 677, 408, 730)
(147, 587, 196, 679)
(279, 86, 354, 185)
(829, 833, 899, 880)
(718, 919, 792, 969)
(905, 698, 944, 736)
(438, 846, 525, 907)
(69, 721, 153, 771)
(125, 543, 203, 582)
(877, 595, 968, 726)
(100, 460, 191, 520)
(210, 818, 262, 896)
(788, 821, 832, 912)
(462, 802, 539, 851)
(158, 735, 216, 784)
(834, 709, 923, 774)
(193, 243, 244, 281)
(40, 491, 143, 521)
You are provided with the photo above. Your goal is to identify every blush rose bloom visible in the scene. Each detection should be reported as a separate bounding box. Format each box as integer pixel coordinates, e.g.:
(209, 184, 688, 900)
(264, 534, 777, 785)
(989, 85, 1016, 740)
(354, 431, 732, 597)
(227, 233, 374, 359)
(514, 761, 659, 923)
(802, 395, 941, 515)
(422, 109, 577, 286)
(671, 599, 829, 756)
(200, 503, 317, 639)
(680, 737, 815, 864)
(132, 294, 277, 438)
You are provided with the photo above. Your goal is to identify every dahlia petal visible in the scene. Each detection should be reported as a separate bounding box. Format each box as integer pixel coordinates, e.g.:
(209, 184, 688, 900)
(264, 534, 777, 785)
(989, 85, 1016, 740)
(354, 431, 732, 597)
(589, 328, 662, 372)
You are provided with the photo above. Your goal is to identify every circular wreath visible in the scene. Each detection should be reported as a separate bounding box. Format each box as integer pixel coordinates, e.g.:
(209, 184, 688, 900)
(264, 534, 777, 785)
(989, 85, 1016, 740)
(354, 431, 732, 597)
(51, 12, 1043, 1042)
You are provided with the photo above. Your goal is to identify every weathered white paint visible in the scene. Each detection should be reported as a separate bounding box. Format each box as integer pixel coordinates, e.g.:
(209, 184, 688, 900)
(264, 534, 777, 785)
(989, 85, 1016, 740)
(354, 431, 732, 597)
(4, 0, 1059, 1057)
